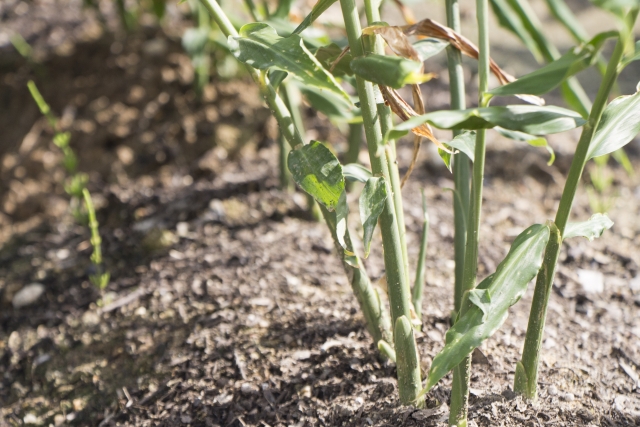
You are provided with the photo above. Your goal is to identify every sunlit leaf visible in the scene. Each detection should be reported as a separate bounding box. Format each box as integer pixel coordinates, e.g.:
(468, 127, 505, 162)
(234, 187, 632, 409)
(425, 223, 550, 391)
(564, 213, 614, 241)
(343, 163, 372, 182)
(287, 141, 345, 211)
(182, 27, 209, 56)
(350, 54, 432, 89)
(229, 23, 351, 101)
(489, 32, 617, 97)
(587, 86, 640, 159)
(359, 177, 387, 258)
(395, 105, 585, 135)
(413, 38, 449, 60)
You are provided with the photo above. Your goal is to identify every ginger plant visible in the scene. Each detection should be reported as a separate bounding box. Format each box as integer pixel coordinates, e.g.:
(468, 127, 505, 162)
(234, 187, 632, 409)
(199, 0, 640, 423)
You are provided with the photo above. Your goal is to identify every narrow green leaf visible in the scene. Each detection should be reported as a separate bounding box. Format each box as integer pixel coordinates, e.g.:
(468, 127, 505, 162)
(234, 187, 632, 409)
(350, 54, 430, 89)
(229, 23, 350, 101)
(378, 340, 397, 362)
(343, 163, 372, 182)
(494, 127, 555, 165)
(297, 83, 360, 122)
(287, 141, 345, 211)
(489, 0, 543, 62)
(489, 32, 617, 97)
(359, 177, 388, 258)
(292, 0, 337, 35)
(395, 105, 585, 135)
(591, 0, 638, 18)
(587, 86, 640, 159)
(564, 213, 614, 241)
(413, 38, 449, 61)
(448, 131, 476, 162)
(425, 223, 551, 391)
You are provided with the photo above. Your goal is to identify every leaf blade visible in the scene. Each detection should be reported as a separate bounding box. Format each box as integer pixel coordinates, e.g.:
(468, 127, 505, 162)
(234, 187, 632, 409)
(564, 213, 614, 241)
(359, 177, 388, 258)
(229, 23, 351, 101)
(287, 141, 345, 211)
(587, 86, 640, 159)
(425, 223, 551, 391)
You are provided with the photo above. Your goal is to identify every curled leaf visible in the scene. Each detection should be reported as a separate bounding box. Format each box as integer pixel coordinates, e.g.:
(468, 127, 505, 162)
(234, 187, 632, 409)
(564, 213, 614, 241)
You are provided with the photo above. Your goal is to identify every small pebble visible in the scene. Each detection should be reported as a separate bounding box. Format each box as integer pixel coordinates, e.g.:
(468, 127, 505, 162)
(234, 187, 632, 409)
(560, 392, 575, 402)
(12, 283, 45, 308)
(548, 385, 558, 396)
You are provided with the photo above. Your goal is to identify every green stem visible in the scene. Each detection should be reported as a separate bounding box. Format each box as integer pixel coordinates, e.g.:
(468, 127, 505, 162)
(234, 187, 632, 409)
(366, 0, 411, 284)
(445, 0, 470, 316)
(450, 0, 490, 422)
(339, 0, 422, 406)
(411, 190, 429, 320)
(515, 23, 634, 398)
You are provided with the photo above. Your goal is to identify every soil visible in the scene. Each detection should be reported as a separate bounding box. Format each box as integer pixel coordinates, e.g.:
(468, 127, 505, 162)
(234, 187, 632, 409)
(1, 1, 640, 426)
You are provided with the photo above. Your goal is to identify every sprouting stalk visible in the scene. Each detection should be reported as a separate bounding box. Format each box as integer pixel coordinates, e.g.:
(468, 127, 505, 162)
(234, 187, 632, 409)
(411, 190, 429, 320)
(339, 0, 422, 406)
(83, 188, 110, 290)
(365, 0, 411, 284)
(198, 0, 392, 346)
(450, 0, 490, 422)
(515, 14, 636, 398)
(445, 0, 471, 316)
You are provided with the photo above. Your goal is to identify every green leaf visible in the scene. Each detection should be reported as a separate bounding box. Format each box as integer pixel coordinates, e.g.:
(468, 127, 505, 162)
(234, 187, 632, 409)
(287, 141, 345, 211)
(359, 177, 388, 258)
(564, 213, 614, 241)
(395, 105, 585, 135)
(489, 32, 616, 97)
(413, 38, 449, 61)
(292, 0, 337, 35)
(448, 131, 476, 162)
(315, 43, 353, 77)
(489, 0, 543, 62)
(467, 288, 492, 321)
(494, 127, 555, 165)
(425, 223, 551, 391)
(297, 83, 360, 122)
(350, 54, 430, 89)
(587, 86, 640, 159)
(229, 23, 350, 102)
(343, 163, 372, 182)
(591, 0, 638, 18)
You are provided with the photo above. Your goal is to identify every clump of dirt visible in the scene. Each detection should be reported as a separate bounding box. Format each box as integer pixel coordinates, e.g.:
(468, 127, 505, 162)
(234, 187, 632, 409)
(1, 2, 640, 426)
